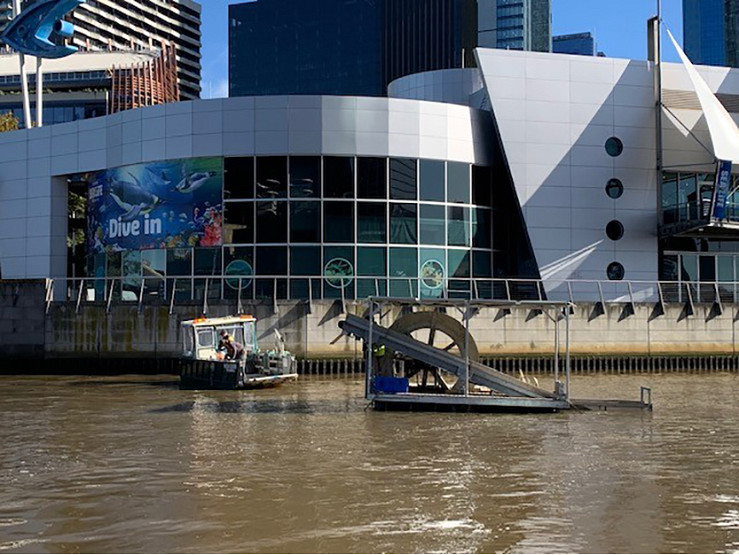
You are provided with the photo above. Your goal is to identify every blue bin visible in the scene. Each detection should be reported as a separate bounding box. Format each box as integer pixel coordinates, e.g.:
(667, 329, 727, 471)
(373, 376, 409, 394)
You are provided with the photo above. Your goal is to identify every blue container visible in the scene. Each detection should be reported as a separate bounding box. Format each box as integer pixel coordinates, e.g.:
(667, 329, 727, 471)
(373, 376, 409, 394)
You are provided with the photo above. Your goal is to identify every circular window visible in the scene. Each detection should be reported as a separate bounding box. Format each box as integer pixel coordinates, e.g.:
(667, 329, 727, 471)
(605, 137, 623, 157)
(606, 178, 624, 199)
(607, 262, 625, 281)
(420, 259, 445, 290)
(324, 257, 354, 289)
(606, 220, 624, 241)
(224, 260, 253, 290)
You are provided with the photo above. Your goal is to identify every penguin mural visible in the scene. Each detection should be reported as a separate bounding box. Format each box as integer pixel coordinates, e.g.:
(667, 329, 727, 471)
(109, 172, 163, 222)
(174, 171, 217, 194)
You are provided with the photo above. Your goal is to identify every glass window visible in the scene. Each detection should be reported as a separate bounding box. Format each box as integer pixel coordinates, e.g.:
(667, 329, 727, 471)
(718, 256, 734, 282)
(324, 202, 354, 243)
(390, 158, 417, 200)
(448, 206, 470, 247)
(223, 202, 253, 244)
(167, 248, 192, 276)
(122, 251, 141, 299)
(447, 162, 470, 204)
(448, 250, 470, 278)
(472, 166, 493, 207)
(256, 279, 287, 300)
(106, 252, 121, 277)
(224, 246, 254, 294)
(141, 249, 166, 279)
(289, 156, 321, 198)
(324, 157, 354, 199)
(679, 174, 698, 220)
(357, 247, 386, 276)
(660, 254, 679, 281)
(420, 205, 445, 245)
(607, 178, 624, 199)
(256, 201, 287, 243)
(699, 255, 716, 281)
(256, 156, 287, 198)
(357, 157, 386, 199)
(472, 208, 491, 249)
(605, 137, 623, 157)
(606, 261, 625, 281)
(420, 248, 446, 297)
(224, 157, 254, 200)
(389, 247, 418, 297)
(606, 220, 624, 241)
(357, 279, 386, 299)
(290, 201, 321, 243)
(194, 248, 222, 276)
(419, 160, 445, 201)
(256, 246, 287, 275)
(390, 203, 417, 244)
(473, 251, 492, 278)
(290, 246, 322, 276)
(323, 246, 354, 298)
(681, 254, 698, 282)
(358, 202, 386, 243)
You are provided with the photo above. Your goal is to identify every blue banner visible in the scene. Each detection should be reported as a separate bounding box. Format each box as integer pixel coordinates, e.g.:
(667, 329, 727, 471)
(713, 160, 732, 221)
(86, 157, 223, 254)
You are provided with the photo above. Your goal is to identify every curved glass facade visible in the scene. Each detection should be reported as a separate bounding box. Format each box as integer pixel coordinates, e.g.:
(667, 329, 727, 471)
(81, 155, 494, 301)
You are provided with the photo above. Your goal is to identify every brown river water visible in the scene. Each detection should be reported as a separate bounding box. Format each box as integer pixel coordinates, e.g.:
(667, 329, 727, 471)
(0, 373, 738, 554)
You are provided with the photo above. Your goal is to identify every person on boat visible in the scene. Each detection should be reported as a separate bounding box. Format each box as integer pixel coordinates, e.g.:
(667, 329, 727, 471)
(218, 330, 245, 361)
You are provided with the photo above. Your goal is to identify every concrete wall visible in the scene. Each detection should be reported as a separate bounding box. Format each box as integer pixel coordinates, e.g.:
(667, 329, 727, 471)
(0, 279, 46, 358)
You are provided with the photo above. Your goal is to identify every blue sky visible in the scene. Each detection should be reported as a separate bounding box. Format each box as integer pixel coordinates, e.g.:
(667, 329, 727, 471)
(200, 0, 683, 99)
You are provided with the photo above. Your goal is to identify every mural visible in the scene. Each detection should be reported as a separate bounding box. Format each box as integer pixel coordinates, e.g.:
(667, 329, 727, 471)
(87, 158, 223, 254)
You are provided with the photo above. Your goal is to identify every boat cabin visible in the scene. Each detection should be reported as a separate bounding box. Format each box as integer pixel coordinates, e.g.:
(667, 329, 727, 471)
(181, 315, 257, 361)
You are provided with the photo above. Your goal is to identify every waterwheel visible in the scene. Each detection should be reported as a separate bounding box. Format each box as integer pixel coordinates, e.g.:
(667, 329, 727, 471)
(381, 311, 480, 392)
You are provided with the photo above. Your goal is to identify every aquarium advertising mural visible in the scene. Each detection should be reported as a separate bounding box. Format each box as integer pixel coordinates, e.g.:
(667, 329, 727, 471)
(87, 158, 223, 254)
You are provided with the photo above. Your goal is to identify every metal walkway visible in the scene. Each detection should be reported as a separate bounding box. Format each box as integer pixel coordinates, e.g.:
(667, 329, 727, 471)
(339, 314, 557, 400)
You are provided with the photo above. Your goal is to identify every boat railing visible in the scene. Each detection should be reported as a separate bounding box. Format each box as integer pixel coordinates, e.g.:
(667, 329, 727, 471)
(42, 275, 735, 314)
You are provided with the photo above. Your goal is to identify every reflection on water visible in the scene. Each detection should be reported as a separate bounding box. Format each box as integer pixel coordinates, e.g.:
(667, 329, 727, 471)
(0, 373, 738, 553)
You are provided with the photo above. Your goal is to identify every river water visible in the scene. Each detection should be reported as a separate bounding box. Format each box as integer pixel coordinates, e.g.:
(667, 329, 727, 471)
(0, 373, 738, 553)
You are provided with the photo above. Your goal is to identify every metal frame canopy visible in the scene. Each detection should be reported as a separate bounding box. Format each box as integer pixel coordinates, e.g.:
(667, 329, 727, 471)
(351, 296, 576, 404)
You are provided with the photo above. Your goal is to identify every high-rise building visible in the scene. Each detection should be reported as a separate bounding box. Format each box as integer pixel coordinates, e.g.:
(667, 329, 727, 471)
(0, 0, 202, 100)
(683, 0, 729, 66)
(553, 32, 597, 57)
(229, 0, 384, 97)
(477, 0, 551, 52)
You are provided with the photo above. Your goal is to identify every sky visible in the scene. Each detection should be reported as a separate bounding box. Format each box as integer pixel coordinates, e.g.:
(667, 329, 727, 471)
(199, 0, 684, 99)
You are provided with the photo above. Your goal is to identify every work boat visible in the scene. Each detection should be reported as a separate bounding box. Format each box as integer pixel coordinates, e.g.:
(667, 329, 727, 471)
(179, 315, 298, 390)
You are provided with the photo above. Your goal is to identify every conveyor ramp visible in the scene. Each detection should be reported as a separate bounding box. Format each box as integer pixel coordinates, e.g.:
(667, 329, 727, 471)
(340, 314, 557, 400)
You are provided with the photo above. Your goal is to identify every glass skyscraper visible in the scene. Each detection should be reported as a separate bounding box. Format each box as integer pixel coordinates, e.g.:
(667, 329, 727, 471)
(477, 0, 551, 52)
(683, 0, 728, 66)
(553, 32, 597, 56)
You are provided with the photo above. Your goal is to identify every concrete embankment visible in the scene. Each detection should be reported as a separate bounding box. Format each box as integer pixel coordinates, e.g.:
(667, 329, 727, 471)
(2, 279, 739, 374)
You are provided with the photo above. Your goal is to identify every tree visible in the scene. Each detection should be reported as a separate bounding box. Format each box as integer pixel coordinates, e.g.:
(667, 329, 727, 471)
(0, 112, 18, 132)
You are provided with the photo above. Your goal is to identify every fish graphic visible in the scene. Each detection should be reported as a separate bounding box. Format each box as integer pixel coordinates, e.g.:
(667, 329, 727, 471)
(174, 171, 217, 194)
(0, 0, 85, 59)
(109, 172, 163, 222)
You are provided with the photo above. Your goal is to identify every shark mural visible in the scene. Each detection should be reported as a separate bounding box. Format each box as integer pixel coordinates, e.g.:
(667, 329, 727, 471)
(86, 158, 223, 254)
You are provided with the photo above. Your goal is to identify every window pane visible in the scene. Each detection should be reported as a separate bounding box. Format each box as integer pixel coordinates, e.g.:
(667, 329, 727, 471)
(357, 278, 386, 299)
(141, 249, 166, 278)
(323, 246, 354, 298)
(390, 158, 417, 200)
(324, 201, 354, 243)
(472, 166, 493, 206)
(419, 159, 445, 201)
(224, 157, 254, 200)
(256, 201, 287, 243)
(420, 247, 446, 297)
(420, 204, 445, 245)
(472, 208, 491, 248)
(681, 254, 697, 282)
(106, 252, 121, 277)
(194, 248, 222, 276)
(290, 156, 320, 198)
(167, 248, 192, 276)
(256, 156, 287, 198)
(448, 250, 470, 278)
(699, 255, 715, 281)
(290, 246, 322, 275)
(447, 162, 470, 204)
(357, 202, 386, 243)
(390, 203, 417, 244)
(224, 202, 253, 244)
(357, 247, 386, 276)
(389, 247, 418, 297)
(472, 251, 492, 278)
(448, 206, 470, 247)
(290, 201, 321, 243)
(256, 279, 287, 300)
(256, 246, 287, 275)
(358, 157, 386, 199)
(324, 157, 354, 199)
(223, 246, 254, 297)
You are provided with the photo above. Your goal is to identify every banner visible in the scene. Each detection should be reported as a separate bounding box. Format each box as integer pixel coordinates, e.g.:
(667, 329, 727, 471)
(87, 158, 223, 254)
(712, 159, 732, 221)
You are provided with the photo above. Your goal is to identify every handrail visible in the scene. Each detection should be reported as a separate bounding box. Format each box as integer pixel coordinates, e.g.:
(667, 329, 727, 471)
(40, 275, 739, 310)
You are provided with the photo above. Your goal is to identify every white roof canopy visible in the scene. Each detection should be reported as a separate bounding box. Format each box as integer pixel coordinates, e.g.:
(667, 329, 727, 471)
(667, 29, 739, 165)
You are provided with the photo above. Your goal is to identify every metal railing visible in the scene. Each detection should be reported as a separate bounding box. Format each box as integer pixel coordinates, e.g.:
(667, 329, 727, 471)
(42, 275, 739, 314)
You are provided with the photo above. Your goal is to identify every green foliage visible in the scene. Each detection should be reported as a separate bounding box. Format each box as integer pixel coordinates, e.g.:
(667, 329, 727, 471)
(0, 111, 19, 132)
